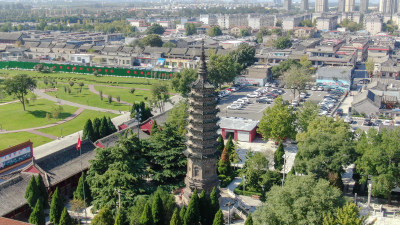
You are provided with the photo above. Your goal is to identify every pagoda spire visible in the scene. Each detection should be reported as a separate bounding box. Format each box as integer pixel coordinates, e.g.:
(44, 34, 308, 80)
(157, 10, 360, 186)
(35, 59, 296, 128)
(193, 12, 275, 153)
(198, 39, 208, 80)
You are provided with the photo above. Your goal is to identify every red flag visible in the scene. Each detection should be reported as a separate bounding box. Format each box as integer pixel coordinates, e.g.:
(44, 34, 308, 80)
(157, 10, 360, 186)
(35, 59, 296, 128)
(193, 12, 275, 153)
(77, 135, 81, 150)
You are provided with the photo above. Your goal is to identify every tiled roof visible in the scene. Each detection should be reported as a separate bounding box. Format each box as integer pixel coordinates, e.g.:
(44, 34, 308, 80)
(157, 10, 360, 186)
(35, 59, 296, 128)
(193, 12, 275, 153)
(0, 32, 23, 41)
(0, 217, 33, 225)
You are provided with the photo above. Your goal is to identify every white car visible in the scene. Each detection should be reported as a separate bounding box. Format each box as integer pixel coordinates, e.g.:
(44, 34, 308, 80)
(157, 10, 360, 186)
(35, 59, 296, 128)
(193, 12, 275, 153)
(383, 120, 392, 126)
(234, 100, 247, 105)
(319, 110, 328, 116)
(227, 104, 242, 110)
(300, 93, 307, 99)
(240, 97, 250, 103)
(317, 87, 324, 91)
(291, 100, 299, 107)
(230, 87, 238, 92)
(344, 116, 353, 123)
(394, 120, 400, 126)
(247, 93, 259, 98)
(265, 83, 271, 87)
(311, 86, 317, 91)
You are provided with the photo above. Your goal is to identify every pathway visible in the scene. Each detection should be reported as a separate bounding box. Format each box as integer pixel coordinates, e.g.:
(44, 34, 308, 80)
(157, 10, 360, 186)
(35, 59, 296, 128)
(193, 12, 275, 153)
(0, 100, 19, 106)
(33, 89, 122, 114)
(0, 108, 84, 137)
(87, 84, 132, 106)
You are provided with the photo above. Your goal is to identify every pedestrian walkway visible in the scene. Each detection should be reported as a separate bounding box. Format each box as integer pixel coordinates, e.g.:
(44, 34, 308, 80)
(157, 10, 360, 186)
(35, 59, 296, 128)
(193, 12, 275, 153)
(0, 99, 19, 106)
(33, 89, 122, 114)
(27, 130, 58, 140)
(87, 84, 132, 106)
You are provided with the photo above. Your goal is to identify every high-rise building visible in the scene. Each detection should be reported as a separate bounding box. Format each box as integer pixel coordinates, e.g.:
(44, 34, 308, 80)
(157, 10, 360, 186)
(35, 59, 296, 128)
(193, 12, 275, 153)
(315, 0, 328, 13)
(338, 0, 345, 12)
(182, 42, 219, 204)
(284, 0, 292, 11)
(345, 0, 355, 11)
(360, 0, 369, 12)
(379, 0, 398, 15)
(301, 0, 309, 11)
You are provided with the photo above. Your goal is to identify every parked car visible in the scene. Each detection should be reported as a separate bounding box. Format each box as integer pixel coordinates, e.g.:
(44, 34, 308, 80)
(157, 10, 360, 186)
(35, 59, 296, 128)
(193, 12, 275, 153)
(383, 120, 392, 126)
(363, 118, 372, 126)
(336, 108, 343, 116)
(299, 92, 307, 99)
(344, 116, 353, 123)
(311, 86, 317, 91)
(394, 120, 400, 127)
(227, 104, 242, 110)
(317, 86, 324, 91)
(291, 100, 299, 107)
(256, 98, 271, 103)
(247, 93, 259, 98)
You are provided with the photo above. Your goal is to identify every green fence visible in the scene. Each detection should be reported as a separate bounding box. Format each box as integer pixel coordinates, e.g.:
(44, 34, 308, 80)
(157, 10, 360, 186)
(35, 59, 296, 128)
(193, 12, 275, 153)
(0, 61, 176, 80)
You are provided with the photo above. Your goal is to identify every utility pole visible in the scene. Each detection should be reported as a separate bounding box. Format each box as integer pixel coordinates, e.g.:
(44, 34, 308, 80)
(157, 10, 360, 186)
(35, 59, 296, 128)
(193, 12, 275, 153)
(282, 154, 288, 187)
(115, 189, 121, 209)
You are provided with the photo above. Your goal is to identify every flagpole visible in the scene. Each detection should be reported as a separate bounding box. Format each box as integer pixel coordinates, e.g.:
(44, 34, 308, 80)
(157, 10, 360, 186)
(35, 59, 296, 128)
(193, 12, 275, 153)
(79, 133, 87, 223)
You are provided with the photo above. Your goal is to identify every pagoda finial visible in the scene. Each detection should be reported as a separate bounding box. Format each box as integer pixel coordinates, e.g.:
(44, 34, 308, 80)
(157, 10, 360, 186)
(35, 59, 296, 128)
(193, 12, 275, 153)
(198, 39, 207, 80)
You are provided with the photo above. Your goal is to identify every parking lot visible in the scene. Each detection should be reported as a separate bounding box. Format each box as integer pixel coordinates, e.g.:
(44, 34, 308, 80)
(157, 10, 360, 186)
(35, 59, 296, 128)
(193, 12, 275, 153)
(217, 86, 329, 121)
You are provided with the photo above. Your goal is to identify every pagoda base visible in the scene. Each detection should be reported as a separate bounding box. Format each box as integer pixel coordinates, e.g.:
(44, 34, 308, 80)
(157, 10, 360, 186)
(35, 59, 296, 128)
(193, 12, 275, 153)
(182, 175, 219, 205)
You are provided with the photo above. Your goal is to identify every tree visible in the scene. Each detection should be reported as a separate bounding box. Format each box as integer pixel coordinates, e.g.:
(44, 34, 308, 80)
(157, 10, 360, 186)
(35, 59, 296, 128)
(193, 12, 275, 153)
(170, 208, 181, 225)
(208, 53, 241, 88)
(271, 59, 300, 78)
(131, 101, 153, 122)
(252, 175, 344, 225)
(130, 88, 136, 95)
(282, 65, 312, 98)
(274, 141, 285, 171)
(244, 213, 253, 225)
(240, 28, 250, 37)
(25, 175, 39, 209)
(241, 152, 269, 192)
(259, 170, 281, 201)
(114, 210, 124, 225)
(36, 175, 49, 209)
(275, 19, 282, 27)
(92, 207, 114, 225)
(107, 116, 117, 133)
(198, 190, 212, 225)
(230, 43, 256, 70)
(166, 100, 189, 135)
(365, 58, 374, 77)
(150, 121, 159, 135)
(299, 55, 312, 70)
(152, 193, 163, 225)
(86, 135, 146, 210)
(218, 147, 232, 176)
(83, 119, 95, 141)
(184, 189, 200, 225)
(141, 34, 163, 47)
(163, 42, 177, 48)
(258, 96, 297, 141)
(108, 95, 113, 104)
(255, 28, 271, 43)
(217, 135, 224, 156)
(323, 202, 367, 225)
(50, 187, 64, 224)
(170, 68, 197, 96)
(185, 23, 197, 36)
(140, 203, 153, 225)
(73, 172, 92, 205)
(273, 36, 292, 49)
(59, 207, 73, 225)
(79, 82, 84, 93)
(92, 117, 102, 141)
(129, 196, 148, 225)
(295, 100, 319, 132)
(99, 116, 109, 138)
(207, 26, 222, 37)
(150, 82, 170, 113)
(355, 127, 400, 203)
(225, 135, 234, 155)
(179, 206, 186, 224)
(3, 74, 37, 111)
(212, 210, 224, 225)
(299, 19, 313, 27)
(146, 122, 187, 184)
(146, 23, 165, 35)
(294, 116, 355, 180)
(29, 199, 45, 225)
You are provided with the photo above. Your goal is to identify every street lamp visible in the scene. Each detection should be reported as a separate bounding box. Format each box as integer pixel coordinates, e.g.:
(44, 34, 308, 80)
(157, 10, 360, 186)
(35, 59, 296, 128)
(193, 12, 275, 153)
(243, 175, 246, 192)
(115, 189, 121, 209)
(224, 200, 237, 225)
(282, 154, 288, 188)
(134, 108, 142, 138)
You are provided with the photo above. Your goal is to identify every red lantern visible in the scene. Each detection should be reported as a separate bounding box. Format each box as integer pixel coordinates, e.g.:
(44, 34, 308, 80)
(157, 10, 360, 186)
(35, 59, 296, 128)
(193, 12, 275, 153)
(87, 68, 90, 71)
(60, 66, 62, 69)
(92, 68, 95, 71)
(98, 69, 101, 72)
(73, 67, 76, 70)
(127, 70, 130, 74)
(110, 70, 113, 73)
(53, 66, 56, 69)
(162, 73, 165, 76)
(141, 71, 143, 75)
(147, 72, 150, 75)
(169, 74, 171, 76)
(67, 67, 69, 69)
(105, 69, 108, 72)
(80, 67, 83, 70)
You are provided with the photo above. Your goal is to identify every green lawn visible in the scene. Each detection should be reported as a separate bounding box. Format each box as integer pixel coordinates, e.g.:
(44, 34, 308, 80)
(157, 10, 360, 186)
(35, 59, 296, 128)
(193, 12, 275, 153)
(38, 109, 118, 137)
(46, 84, 131, 111)
(0, 132, 52, 150)
(94, 86, 152, 104)
(0, 99, 78, 131)
(0, 69, 172, 90)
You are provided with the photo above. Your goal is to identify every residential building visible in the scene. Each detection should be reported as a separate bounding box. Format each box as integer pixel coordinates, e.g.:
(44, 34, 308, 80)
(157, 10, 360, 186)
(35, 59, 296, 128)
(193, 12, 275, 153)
(127, 19, 147, 28)
(230, 26, 251, 37)
(352, 90, 383, 116)
(235, 64, 273, 86)
(199, 14, 217, 26)
(0, 32, 24, 45)
(247, 15, 276, 29)
(217, 14, 248, 29)
(69, 54, 93, 65)
(316, 16, 338, 31)
(345, 0, 355, 12)
(316, 66, 354, 90)
(379, 0, 398, 14)
(315, 0, 328, 13)
(293, 27, 317, 38)
(338, 0, 346, 12)
(282, 15, 311, 31)
(360, 0, 369, 13)
(365, 16, 383, 35)
(284, 0, 292, 11)
(301, 0, 309, 11)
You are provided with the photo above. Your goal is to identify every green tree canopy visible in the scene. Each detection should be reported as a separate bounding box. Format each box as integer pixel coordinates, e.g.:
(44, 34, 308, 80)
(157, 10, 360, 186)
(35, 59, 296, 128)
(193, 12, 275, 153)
(209, 187, 219, 218)
(179, 206, 186, 223)
(271, 59, 300, 78)
(217, 135, 224, 157)
(141, 34, 163, 47)
(273, 36, 292, 49)
(140, 203, 153, 225)
(92, 207, 115, 225)
(146, 23, 165, 35)
(230, 43, 256, 70)
(170, 208, 181, 225)
(184, 189, 200, 225)
(163, 41, 177, 48)
(365, 58, 374, 77)
(3, 74, 37, 111)
(208, 53, 241, 88)
(131, 101, 153, 121)
(170, 68, 197, 96)
(245, 213, 253, 225)
(150, 82, 170, 113)
(25, 175, 39, 209)
(92, 117, 102, 141)
(241, 151, 269, 192)
(185, 23, 197, 35)
(355, 127, 400, 203)
(29, 199, 45, 225)
(114, 210, 124, 225)
(207, 26, 222, 37)
(295, 100, 319, 132)
(282, 65, 312, 98)
(257, 96, 297, 141)
(199, 190, 212, 225)
(59, 207, 73, 225)
(212, 210, 224, 225)
(255, 28, 271, 43)
(323, 202, 367, 225)
(166, 100, 189, 136)
(274, 141, 285, 171)
(35, 175, 49, 209)
(73, 172, 92, 205)
(50, 187, 64, 224)
(83, 119, 95, 141)
(151, 193, 163, 225)
(294, 116, 355, 180)
(253, 175, 344, 225)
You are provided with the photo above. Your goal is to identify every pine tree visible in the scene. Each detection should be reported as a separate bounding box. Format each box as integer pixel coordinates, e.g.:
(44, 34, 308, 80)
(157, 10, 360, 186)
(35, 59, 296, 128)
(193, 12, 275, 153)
(99, 116, 109, 138)
(92, 117, 102, 141)
(244, 213, 253, 225)
(212, 210, 224, 225)
(25, 175, 39, 209)
(179, 206, 186, 223)
(225, 135, 234, 154)
(107, 117, 117, 133)
(29, 199, 45, 225)
(114, 210, 123, 225)
(170, 208, 181, 225)
(59, 207, 73, 225)
(82, 119, 95, 141)
(218, 147, 232, 176)
(209, 187, 219, 218)
(140, 203, 153, 225)
(199, 190, 212, 225)
(50, 187, 64, 224)
(150, 121, 159, 135)
(35, 175, 49, 209)
(92, 207, 114, 225)
(184, 189, 200, 225)
(216, 135, 224, 156)
(152, 193, 163, 225)
(73, 172, 91, 205)
(274, 141, 285, 171)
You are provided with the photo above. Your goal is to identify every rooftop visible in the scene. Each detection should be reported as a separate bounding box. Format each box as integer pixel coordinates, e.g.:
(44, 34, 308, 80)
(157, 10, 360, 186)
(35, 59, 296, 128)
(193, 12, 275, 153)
(218, 117, 259, 131)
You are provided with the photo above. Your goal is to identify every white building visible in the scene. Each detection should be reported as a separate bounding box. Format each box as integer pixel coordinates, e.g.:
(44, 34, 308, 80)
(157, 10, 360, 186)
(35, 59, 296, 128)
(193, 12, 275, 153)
(248, 15, 276, 29)
(69, 54, 93, 65)
(217, 14, 248, 29)
(315, 0, 328, 13)
(316, 16, 338, 31)
(365, 17, 383, 35)
(199, 14, 217, 26)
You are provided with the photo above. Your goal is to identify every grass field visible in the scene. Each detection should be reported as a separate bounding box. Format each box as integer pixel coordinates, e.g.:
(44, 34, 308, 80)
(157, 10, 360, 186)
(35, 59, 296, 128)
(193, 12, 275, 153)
(38, 110, 118, 137)
(94, 86, 152, 104)
(0, 69, 172, 89)
(0, 132, 52, 150)
(0, 99, 78, 131)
